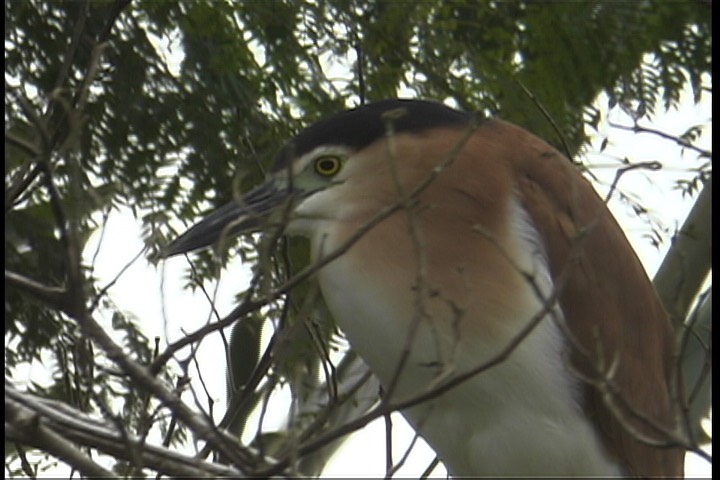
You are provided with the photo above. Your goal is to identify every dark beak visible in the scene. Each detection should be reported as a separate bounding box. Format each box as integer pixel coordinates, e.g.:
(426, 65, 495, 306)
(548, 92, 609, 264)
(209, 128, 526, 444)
(163, 180, 293, 257)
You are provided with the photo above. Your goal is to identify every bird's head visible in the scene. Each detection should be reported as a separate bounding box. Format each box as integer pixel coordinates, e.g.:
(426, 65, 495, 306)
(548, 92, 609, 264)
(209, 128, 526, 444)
(164, 99, 474, 257)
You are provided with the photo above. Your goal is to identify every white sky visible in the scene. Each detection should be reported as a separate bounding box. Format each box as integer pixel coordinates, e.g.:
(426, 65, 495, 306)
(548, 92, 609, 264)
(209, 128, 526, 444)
(71, 82, 712, 477)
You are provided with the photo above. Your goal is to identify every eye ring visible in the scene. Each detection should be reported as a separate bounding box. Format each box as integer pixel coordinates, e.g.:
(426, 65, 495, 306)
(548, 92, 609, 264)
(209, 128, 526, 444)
(314, 155, 342, 177)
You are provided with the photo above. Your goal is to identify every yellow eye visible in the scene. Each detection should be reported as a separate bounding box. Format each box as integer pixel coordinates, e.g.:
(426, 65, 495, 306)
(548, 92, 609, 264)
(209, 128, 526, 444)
(314, 155, 342, 177)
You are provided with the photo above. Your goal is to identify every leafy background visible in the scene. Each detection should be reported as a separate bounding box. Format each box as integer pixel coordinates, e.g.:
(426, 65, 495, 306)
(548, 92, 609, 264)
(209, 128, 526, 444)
(5, 1, 711, 477)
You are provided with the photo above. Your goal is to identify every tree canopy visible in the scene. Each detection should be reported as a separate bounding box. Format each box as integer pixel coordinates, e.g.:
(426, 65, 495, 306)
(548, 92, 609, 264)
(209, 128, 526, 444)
(5, 1, 711, 477)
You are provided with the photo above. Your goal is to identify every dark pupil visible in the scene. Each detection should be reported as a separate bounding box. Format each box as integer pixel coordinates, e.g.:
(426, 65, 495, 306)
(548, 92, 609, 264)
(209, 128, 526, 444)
(318, 158, 336, 172)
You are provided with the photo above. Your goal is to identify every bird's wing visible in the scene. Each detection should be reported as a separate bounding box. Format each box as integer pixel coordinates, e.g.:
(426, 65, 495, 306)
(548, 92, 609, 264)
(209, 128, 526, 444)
(482, 118, 684, 477)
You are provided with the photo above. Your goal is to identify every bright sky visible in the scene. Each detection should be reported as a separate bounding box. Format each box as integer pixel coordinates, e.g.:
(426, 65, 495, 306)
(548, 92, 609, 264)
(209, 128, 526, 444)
(73, 82, 712, 477)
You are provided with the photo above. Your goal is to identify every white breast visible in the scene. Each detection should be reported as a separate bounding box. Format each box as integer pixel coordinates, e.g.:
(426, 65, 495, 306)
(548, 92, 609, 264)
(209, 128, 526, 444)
(312, 198, 623, 477)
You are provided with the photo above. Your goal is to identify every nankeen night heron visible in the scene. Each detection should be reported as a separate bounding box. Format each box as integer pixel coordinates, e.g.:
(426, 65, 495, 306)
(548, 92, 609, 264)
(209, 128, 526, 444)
(165, 99, 684, 477)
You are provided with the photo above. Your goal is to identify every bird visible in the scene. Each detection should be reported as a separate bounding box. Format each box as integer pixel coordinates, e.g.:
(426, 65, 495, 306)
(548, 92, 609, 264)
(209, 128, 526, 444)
(165, 99, 684, 477)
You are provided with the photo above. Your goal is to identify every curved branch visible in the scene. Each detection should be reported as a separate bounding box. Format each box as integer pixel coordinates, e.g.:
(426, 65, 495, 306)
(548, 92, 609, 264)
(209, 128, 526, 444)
(653, 175, 712, 329)
(5, 382, 247, 478)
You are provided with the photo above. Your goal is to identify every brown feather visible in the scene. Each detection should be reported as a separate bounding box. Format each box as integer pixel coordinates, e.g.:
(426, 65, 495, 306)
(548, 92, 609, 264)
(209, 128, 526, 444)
(480, 119, 684, 477)
(311, 119, 684, 476)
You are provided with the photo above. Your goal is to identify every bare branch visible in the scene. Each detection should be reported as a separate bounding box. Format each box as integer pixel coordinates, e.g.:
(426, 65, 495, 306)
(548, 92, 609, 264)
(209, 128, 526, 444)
(608, 121, 712, 158)
(5, 270, 74, 317)
(604, 160, 662, 204)
(654, 175, 712, 329)
(6, 382, 247, 477)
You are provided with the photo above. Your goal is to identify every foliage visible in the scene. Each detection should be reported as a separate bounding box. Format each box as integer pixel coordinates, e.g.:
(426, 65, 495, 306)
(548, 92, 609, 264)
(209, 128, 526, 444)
(5, 0, 711, 477)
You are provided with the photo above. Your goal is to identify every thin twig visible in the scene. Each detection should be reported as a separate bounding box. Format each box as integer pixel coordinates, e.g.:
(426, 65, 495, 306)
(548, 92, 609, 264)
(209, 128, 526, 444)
(604, 160, 662, 204)
(608, 121, 712, 158)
